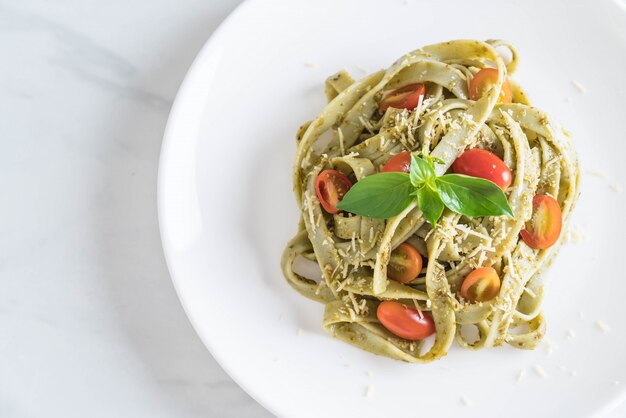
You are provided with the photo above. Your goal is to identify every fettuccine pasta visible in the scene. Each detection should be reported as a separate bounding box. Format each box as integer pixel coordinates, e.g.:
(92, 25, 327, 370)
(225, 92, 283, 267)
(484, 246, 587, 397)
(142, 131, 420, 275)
(281, 39, 580, 362)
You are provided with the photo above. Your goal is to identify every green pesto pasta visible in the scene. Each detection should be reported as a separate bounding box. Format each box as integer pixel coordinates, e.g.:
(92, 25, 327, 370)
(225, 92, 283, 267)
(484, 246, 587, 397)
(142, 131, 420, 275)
(281, 39, 580, 362)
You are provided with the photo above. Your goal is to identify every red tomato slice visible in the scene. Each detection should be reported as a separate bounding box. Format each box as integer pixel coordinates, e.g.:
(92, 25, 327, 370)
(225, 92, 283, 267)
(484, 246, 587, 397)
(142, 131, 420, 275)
(377, 301, 435, 340)
(520, 194, 562, 249)
(460, 267, 501, 302)
(379, 83, 426, 112)
(452, 148, 512, 190)
(469, 68, 513, 103)
(314, 170, 352, 214)
(381, 151, 412, 173)
(387, 242, 423, 283)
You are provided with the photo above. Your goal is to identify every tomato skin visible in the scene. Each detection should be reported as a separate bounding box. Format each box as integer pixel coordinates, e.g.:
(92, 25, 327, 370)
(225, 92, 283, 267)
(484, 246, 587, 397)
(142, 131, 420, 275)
(387, 242, 423, 283)
(452, 148, 512, 190)
(379, 83, 426, 112)
(382, 151, 412, 173)
(460, 267, 501, 302)
(520, 194, 562, 249)
(377, 301, 435, 340)
(314, 170, 352, 214)
(469, 68, 513, 103)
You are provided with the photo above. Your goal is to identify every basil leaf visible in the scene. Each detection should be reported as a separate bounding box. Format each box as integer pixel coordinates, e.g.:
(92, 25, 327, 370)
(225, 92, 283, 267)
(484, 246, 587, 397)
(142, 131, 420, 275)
(410, 154, 436, 187)
(337, 173, 414, 219)
(416, 185, 444, 226)
(435, 174, 514, 218)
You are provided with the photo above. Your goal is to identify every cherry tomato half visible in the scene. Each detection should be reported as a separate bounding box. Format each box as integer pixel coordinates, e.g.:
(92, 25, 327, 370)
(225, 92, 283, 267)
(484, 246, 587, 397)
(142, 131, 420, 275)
(382, 151, 412, 173)
(314, 169, 352, 214)
(520, 194, 562, 249)
(377, 301, 435, 340)
(460, 267, 501, 302)
(379, 83, 426, 112)
(469, 68, 513, 104)
(452, 148, 512, 190)
(388, 242, 423, 283)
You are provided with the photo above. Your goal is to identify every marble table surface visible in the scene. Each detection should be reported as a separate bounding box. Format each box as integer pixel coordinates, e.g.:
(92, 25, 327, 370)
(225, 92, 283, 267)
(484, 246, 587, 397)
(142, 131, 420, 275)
(0, 1, 623, 417)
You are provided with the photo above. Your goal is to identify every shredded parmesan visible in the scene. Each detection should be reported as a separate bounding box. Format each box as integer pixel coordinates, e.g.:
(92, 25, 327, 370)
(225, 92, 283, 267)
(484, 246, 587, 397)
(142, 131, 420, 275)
(304, 192, 316, 230)
(524, 286, 537, 298)
(355, 65, 369, 74)
(337, 128, 345, 155)
(568, 224, 586, 243)
(517, 369, 526, 382)
(571, 79, 586, 93)
(461, 395, 474, 407)
(596, 320, 611, 333)
(534, 365, 547, 378)
(610, 182, 623, 193)
(587, 169, 608, 178)
(364, 384, 374, 398)
(412, 299, 424, 320)
(544, 339, 558, 355)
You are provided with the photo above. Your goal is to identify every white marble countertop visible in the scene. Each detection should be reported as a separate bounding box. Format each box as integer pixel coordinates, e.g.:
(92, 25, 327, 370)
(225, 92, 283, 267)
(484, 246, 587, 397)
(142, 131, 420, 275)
(0, 1, 623, 417)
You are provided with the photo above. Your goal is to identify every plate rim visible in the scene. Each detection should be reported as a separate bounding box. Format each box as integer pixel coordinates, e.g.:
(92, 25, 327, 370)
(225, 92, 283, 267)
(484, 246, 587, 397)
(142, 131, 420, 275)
(157, 1, 626, 417)
(156, 0, 281, 416)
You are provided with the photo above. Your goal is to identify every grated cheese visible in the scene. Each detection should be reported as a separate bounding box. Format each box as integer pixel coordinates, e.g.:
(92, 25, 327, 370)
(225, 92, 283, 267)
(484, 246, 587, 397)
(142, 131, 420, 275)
(304, 192, 316, 230)
(544, 339, 558, 355)
(337, 128, 345, 155)
(610, 182, 623, 193)
(355, 65, 369, 74)
(315, 280, 326, 295)
(596, 320, 611, 333)
(524, 286, 537, 298)
(412, 299, 424, 320)
(364, 384, 374, 398)
(461, 395, 474, 407)
(534, 365, 548, 378)
(568, 224, 586, 244)
(517, 369, 526, 382)
(571, 79, 586, 93)
(348, 292, 361, 315)
(305, 62, 318, 69)
(587, 169, 608, 178)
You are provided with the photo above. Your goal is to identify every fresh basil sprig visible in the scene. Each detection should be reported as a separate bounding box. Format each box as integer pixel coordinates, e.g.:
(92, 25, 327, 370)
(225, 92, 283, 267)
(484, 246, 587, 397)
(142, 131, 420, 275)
(336, 153, 513, 225)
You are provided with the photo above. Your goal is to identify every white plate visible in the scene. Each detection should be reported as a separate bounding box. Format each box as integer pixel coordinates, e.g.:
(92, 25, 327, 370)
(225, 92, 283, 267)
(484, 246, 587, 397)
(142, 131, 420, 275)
(158, 0, 626, 416)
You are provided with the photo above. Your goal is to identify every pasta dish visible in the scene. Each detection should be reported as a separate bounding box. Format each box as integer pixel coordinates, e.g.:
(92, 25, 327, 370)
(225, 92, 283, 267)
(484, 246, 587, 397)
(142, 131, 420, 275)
(281, 39, 580, 362)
